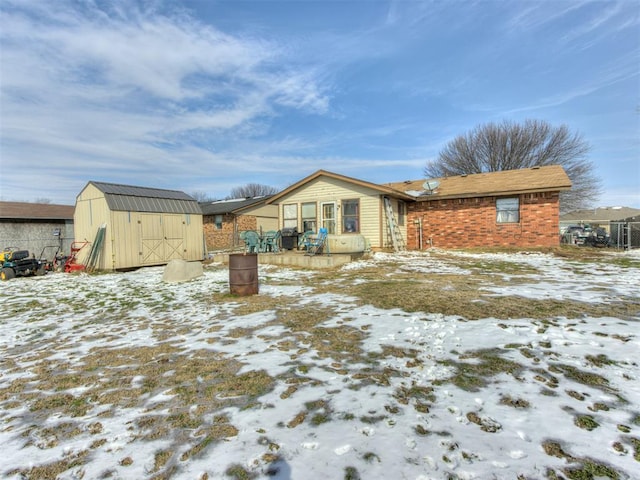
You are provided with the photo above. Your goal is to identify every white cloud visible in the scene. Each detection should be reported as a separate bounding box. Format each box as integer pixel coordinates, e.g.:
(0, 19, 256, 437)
(0, 1, 329, 139)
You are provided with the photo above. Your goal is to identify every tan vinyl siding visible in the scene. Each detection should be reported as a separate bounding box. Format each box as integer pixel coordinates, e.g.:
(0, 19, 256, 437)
(382, 199, 408, 250)
(273, 176, 393, 249)
(241, 204, 279, 233)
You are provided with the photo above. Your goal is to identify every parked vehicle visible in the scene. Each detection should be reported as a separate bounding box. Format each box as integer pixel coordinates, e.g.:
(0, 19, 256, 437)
(561, 225, 589, 245)
(561, 225, 610, 247)
(1, 248, 46, 280)
(584, 227, 611, 248)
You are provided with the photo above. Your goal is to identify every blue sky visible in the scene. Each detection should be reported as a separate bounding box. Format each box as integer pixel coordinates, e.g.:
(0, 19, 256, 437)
(1, 0, 638, 207)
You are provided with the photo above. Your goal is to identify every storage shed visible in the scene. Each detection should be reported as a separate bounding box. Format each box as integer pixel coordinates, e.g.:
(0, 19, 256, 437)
(74, 181, 204, 270)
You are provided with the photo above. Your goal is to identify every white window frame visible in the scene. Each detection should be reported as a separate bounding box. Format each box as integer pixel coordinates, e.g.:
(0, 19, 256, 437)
(321, 202, 336, 234)
(301, 202, 317, 233)
(283, 204, 298, 229)
(496, 197, 520, 223)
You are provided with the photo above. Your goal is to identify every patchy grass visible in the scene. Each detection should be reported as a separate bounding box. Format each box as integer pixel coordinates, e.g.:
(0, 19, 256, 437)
(6, 451, 89, 480)
(339, 273, 636, 320)
(574, 414, 600, 431)
(435, 349, 523, 391)
(499, 394, 530, 408)
(1, 249, 637, 479)
(542, 440, 622, 479)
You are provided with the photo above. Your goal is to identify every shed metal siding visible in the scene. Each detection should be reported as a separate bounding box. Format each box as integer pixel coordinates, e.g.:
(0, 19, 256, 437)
(75, 182, 203, 270)
(90, 181, 202, 214)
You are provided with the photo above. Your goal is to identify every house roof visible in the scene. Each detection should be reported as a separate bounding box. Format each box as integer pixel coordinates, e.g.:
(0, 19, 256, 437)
(266, 170, 416, 204)
(0, 201, 75, 220)
(199, 196, 274, 215)
(385, 165, 572, 200)
(560, 206, 640, 223)
(85, 181, 202, 215)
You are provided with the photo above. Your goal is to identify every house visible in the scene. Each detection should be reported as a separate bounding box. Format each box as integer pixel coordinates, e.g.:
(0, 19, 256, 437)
(0, 201, 75, 260)
(387, 165, 572, 249)
(559, 206, 640, 234)
(266, 170, 416, 251)
(267, 165, 572, 252)
(200, 196, 278, 251)
(74, 182, 203, 270)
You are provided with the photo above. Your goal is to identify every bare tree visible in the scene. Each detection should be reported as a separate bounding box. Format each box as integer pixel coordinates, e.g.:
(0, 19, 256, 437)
(227, 183, 278, 199)
(189, 191, 216, 203)
(424, 119, 601, 213)
(34, 198, 52, 204)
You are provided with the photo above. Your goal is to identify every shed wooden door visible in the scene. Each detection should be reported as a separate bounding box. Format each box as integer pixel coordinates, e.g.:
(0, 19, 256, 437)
(139, 214, 164, 265)
(162, 215, 186, 260)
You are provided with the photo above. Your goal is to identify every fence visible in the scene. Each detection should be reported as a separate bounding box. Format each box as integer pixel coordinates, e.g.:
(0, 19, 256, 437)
(610, 222, 640, 249)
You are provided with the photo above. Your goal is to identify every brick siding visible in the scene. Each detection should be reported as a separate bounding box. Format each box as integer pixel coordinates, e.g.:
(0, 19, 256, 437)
(407, 192, 561, 249)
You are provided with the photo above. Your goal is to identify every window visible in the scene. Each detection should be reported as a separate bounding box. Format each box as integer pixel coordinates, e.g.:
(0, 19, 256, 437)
(301, 202, 317, 233)
(496, 197, 519, 223)
(214, 214, 222, 230)
(397, 201, 405, 226)
(283, 204, 298, 229)
(342, 199, 360, 233)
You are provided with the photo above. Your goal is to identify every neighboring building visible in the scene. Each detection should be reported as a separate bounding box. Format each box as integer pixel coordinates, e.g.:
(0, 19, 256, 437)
(200, 196, 278, 251)
(266, 170, 416, 251)
(0, 201, 74, 260)
(74, 182, 203, 270)
(387, 165, 572, 249)
(560, 206, 640, 233)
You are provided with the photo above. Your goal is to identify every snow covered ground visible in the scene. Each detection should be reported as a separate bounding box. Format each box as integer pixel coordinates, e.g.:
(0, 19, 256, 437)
(1, 249, 639, 479)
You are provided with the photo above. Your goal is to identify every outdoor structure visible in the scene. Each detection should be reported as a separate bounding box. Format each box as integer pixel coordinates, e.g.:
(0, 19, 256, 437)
(200, 196, 278, 251)
(266, 170, 416, 251)
(74, 182, 203, 270)
(560, 206, 640, 233)
(0, 201, 74, 260)
(387, 165, 572, 249)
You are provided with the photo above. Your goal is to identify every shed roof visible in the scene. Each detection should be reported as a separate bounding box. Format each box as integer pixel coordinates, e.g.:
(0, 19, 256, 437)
(200, 196, 274, 216)
(266, 170, 415, 204)
(85, 181, 202, 214)
(385, 165, 572, 200)
(560, 206, 640, 223)
(0, 201, 75, 220)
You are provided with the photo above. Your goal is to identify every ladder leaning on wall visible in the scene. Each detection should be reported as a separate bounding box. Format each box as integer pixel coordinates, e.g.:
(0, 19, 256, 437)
(383, 197, 406, 252)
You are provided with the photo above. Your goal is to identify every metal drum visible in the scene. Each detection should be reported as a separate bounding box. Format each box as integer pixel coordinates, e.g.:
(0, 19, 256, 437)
(229, 253, 259, 295)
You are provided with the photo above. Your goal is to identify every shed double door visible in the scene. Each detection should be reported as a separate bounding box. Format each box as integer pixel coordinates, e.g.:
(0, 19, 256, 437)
(139, 214, 186, 265)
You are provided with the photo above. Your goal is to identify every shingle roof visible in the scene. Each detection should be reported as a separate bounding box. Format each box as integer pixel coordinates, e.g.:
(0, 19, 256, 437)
(0, 201, 75, 220)
(87, 181, 201, 214)
(560, 206, 640, 223)
(199, 196, 273, 216)
(385, 165, 572, 200)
